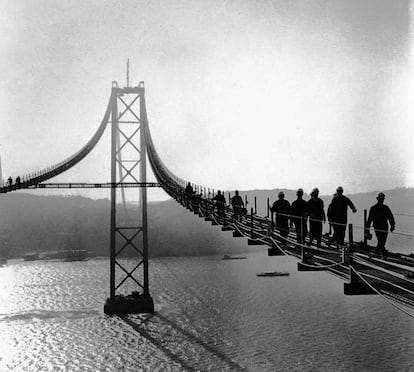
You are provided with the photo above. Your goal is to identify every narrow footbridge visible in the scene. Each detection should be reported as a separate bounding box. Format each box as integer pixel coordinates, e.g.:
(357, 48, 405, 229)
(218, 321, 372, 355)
(151, 173, 414, 314)
(1, 81, 413, 316)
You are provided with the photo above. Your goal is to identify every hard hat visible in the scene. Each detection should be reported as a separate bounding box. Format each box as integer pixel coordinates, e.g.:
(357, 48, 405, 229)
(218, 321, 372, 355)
(297, 188, 304, 195)
(336, 186, 343, 193)
(278, 191, 284, 198)
(376, 192, 385, 199)
(311, 187, 319, 195)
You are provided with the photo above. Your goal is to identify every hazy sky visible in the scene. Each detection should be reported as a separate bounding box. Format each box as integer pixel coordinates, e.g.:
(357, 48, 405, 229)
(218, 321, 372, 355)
(0, 0, 413, 201)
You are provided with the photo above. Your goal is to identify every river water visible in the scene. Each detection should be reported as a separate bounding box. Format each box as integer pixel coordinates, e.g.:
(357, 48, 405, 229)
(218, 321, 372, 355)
(0, 250, 413, 371)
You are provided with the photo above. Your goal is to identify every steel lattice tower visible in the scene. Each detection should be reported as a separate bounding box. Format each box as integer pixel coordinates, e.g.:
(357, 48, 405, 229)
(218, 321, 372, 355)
(104, 81, 154, 314)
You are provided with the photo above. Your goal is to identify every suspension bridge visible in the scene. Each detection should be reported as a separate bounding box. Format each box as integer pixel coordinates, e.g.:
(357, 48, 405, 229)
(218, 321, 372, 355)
(1, 79, 414, 317)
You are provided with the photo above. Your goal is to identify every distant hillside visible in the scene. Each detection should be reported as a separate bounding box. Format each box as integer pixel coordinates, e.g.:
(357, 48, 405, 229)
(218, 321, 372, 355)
(227, 187, 414, 218)
(232, 187, 414, 253)
(0, 193, 248, 258)
(0, 188, 413, 258)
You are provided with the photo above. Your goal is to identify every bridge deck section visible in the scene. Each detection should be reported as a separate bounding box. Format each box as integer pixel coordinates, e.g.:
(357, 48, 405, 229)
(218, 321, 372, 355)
(165, 189, 414, 311)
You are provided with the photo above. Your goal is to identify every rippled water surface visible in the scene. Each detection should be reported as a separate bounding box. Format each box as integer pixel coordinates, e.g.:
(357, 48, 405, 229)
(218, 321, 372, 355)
(0, 250, 413, 371)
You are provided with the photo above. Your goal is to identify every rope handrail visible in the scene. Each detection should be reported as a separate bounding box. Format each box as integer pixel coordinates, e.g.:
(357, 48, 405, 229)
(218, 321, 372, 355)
(297, 260, 343, 270)
(349, 266, 414, 319)
(175, 183, 414, 251)
(353, 256, 414, 291)
(175, 189, 414, 239)
(232, 214, 343, 259)
(354, 269, 414, 296)
(274, 211, 414, 239)
(352, 224, 414, 238)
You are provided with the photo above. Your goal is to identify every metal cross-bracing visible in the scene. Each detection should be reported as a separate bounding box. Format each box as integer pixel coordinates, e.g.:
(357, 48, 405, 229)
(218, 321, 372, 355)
(104, 82, 154, 314)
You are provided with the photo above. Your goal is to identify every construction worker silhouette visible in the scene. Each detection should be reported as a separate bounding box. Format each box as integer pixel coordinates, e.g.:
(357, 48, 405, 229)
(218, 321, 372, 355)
(184, 182, 196, 207)
(231, 190, 244, 222)
(307, 188, 325, 248)
(291, 188, 308, 244)
(214, 190, 226, 216)
(327, 186, 357, 248)
(185, 182, 195, 195)
(270, 191, 291, 245)
(367, 192, 395, 258)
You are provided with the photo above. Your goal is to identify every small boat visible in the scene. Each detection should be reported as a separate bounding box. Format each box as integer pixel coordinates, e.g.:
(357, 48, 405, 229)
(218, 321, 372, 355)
(256, 272, 290, 277)
(222, 255, 247, 260)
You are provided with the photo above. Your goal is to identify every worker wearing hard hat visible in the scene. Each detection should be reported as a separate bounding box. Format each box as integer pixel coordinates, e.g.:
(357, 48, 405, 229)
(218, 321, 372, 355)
(307, 187, 325, 248)
(367, 192, 396, 258)
(291, 188, 308, 244)
(327, 186, 357, 249)
(270, 191, 291, 246)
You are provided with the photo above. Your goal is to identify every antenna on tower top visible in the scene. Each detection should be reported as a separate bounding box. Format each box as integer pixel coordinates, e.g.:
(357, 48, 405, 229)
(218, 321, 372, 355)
(126, 59, 130, 88)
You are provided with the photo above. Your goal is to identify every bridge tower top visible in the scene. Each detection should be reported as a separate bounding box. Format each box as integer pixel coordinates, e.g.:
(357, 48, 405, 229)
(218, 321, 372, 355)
(110, 60, 145, 91)
(111, 80, 145, 93)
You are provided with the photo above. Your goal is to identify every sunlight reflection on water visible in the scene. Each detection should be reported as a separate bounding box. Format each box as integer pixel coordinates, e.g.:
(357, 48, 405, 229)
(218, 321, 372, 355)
(0, 251, 413, 371)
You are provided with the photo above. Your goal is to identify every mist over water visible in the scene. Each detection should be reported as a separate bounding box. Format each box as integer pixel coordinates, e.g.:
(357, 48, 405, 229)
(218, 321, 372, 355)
(1, 251, 413, 371)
